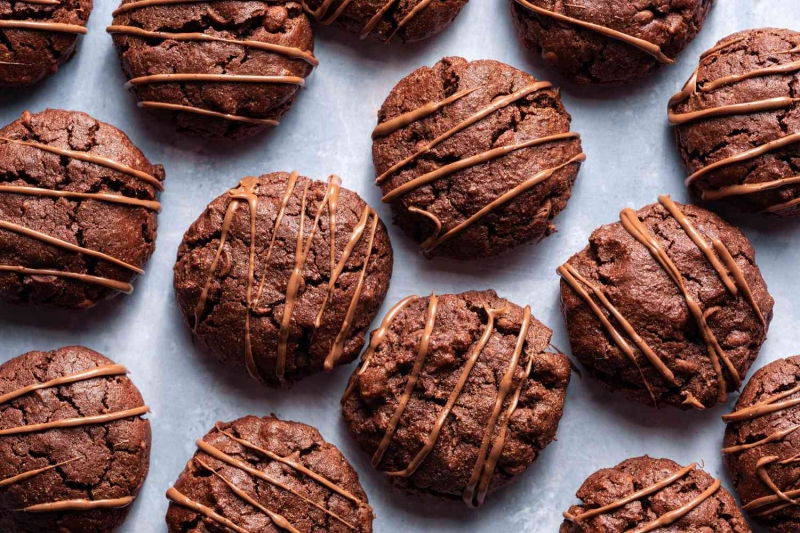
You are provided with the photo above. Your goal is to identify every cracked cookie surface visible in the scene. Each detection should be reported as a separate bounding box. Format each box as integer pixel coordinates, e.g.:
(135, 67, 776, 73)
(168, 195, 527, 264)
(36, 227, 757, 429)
(0, 346, 151, 533)
(109, 0, 316, 139)
(510, 0, 713, 85)
(560, 456, 751, 533)
(373, 57, 584, 260)
(341, 290, 570, 504)
(559, 200, 773, 410)
(173, 171, 393, 387)
(0, 109, 165, 309)
(672, 28, 800, 216)
(0, 0, 92, 87)
(165, 415, 374, 533)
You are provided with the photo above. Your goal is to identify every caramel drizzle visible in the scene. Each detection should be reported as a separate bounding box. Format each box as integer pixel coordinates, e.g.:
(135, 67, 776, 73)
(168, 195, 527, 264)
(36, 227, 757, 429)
(0, 406, 150, 436)
(0, 458, 79, 489)
(136, 101, 280, 126)
(0, 185, 161, 212)
(0, 364, 128, 405)
(723, 384, 800, 423)
(634, 479, 721, 533)
(0, 20, 87, 34)
(372, 292, 438, 468)
(302, 0, 435, 42)
(372, 88, 477, 139)
(113, 0, 226, 15)
(563, 463, 697, 523)
(125, 73, 305, 90)
(106, 26, 319, 67)
(722, 424, 800, 454)
(668, 41, 800, 205)
(21, 497, 134, 513)
(167, 487, 251, 533)
(514, 0, 673, 64)
(342, 295, 418, 401)
(463, 306, 533, 508)
(0, 265, 133, 293)
(18, 0, 61, 4)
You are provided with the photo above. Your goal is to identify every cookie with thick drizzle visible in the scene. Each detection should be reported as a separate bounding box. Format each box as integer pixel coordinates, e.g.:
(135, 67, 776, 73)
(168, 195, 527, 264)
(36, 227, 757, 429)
(0, 346, 151, 533)
(341, 289, 570, 506)
(174, 171, 393, 387)
(671, 28, 800, 216)
(373, 57, 585, 259)
(559, 197, 773, 410)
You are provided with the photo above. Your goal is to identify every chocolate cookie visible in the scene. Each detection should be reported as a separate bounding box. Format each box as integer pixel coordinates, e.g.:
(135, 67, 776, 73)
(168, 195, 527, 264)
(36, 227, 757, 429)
(0, 346, 151, 533)
(670, 28, 800, 216)
(0, 109, 165, 309)
(0, 0, 91, 88)
(108, 0, 317, 139)
(174, 172, 393, 387)
(341, 289, 570, 506)
(560, 456, 751, 533)
(373, 57, 585, 259)
(510, 0, 713, 85)
(723, 356, 800, 532)
(301, 0, 467, 43)
(558, 196, 773, 410)
(165, 415, 374, 533)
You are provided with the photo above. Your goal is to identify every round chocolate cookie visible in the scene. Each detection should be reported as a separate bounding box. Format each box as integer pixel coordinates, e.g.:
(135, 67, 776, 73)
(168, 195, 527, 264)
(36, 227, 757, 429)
(108, 0, 317, 139)
(0, 109, 165, 309)
(301, 0, 468, 43)
(670, 28, 800, 216)
(341, 289, 571, 506)
(165, 415, 374, 533)
(0, 0, 92, 88)
(174, 171, 393, 387)
(560, 456, 751, 533)
(510, 0, 713, 85)
(0, 346, 151, 533)
(373, 57, 585, 260)
(723, 356, 800, 532)
(558, 196, 773, 410)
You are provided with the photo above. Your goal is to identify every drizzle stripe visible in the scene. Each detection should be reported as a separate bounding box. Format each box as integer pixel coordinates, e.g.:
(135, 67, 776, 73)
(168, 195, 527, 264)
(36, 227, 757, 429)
(706, 174, 800, 201)
(722, 425, 800, 454)
(106, 26, 319, 66)
(114, 0, 227, 15)
(0, 406, 149, 436)
(166, 487, 251, 533)
(712, 239, 766, 327)
(137, 102, 280, 126)
(0, 364, 128, 405)
(0, 185, 161, 211)
(0, 458, 79, 488)
(632, 479, 720, 533)
(723, 384, 800, 423)
(0, 20, 87, 34)
(0, 137, 163, 190)
(372, 88, 476, 139)
(408, 207, 441, 252)
(701, 60, 800, 93)
(385, 0, 435, 42)
(0, 266, 133, 293)
(0, 220, 143, 274)
(18, 0, 61, 4)
(21, 497, 133, 512)
(372, 292, 438, 468)
(513, 0, 673, 64)
(668, 97, 800, 126)
(126, 73, 305, 89)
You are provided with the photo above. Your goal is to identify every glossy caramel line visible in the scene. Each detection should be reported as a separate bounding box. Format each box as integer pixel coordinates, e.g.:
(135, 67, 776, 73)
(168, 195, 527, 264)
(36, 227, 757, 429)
(0, 265, 133, 293)
(372, 292, 438, 468)
(634, 479, 720, 533)
(408, 207, 441, 252)
(668, 97, 800, 126)
(722, 425, 800, 454)
(21, 497, 133, 513)
(712, 240, 766, 328)
(0, 406, 149, 436)
(723, 384, 800, 423)
(303, 0, 434, 42)
(372, 88, 476, 139)
(463, 306, 531, 508)
(385, 0, 435, 42)
(514, 0, 673, 64)
(106, 26, 319, 66)
(707, 174, 800, 202)
(0, 458, 79, 488)
(563, 464, 697, 523)
(113, 0, 230, 15)
(0, 20, 87, 34)
(387, 301, 508, 478)
(0, 136, 163, 190)
(196, 440, 357, 529)
(0, 364, 127, 405)
(701, 60, 800, 93)
(765, 196, 800, 214)
(194, 458, 300, 533)
(137, 102, 280, 126)
(0, 185, 161, 211)
(214, 423, 364, 505)
(167, 487, 251, 533)
(18, 0, 61, 4)
(126, 73, 305, 89)
(376, 82, 553, 184)
(342, 295, 418, 401)
(0, 220, 144, 274)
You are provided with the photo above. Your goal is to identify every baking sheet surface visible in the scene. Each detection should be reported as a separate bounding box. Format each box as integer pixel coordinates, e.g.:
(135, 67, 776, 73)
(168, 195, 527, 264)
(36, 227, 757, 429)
(0, 1, 793, 531)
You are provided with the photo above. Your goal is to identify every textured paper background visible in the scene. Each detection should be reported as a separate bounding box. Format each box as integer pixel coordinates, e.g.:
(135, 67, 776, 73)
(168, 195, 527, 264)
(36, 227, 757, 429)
(0, 1, 793, 531)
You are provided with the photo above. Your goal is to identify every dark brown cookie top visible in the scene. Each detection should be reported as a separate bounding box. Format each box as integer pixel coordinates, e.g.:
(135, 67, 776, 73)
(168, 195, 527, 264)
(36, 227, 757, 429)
(510, 0, 713, 85)
(722, 356, 800, 532)
(108, 0, 317, 139)
(341, 289, 570, 506)
(0, 0, 92, 88)
(0, 109, 165, 309)
(0, 346, 151, 533)
(301, 0, 467, 43)
(670, 28, 800, 216)
(174, 171, 393, 387)
(373, 57, 584, 260)
(560, 456, 751, 533)
(559, 197, 773, 410)
(165, 415, 374, 533)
